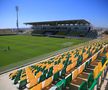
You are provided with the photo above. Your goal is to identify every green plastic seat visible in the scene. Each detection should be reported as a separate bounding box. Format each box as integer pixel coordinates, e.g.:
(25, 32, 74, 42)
(47, 67, 53, 78)
(89, 80, 97, 90)
(61, 67, 66, 76)
(88, 73, 94, 88)
(39, 74, 46, 82)
(79, 81, 87, 90)
(53, 71, 59, 81)
(56, 79, 66, 90)
(88, 59, 92, 66)
(14, 70, 22, 84)
(101, 56, 106, 66)
(84, 61, 89, 70)
(65, 74, 72, 86)
(19, 79, 27, 89)
(77, 55, 83, 67)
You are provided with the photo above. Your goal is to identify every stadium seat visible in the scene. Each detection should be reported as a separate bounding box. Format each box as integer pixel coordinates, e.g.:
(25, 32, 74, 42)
(14, 70, 22, 84)
(79, 81, 88, 90)
(91, 53, 98, 62)
(42, 76, 53, 89)
(30, 82, 42, 90)
(78, 63, 85, 74)
(55, 79, 66, 90)
(53, 71, 59, 81)
(65, 73, 72, 86)
(89, 80, 97, 90)
(19, 79, 27, 89)
(25, 67, 38, 88)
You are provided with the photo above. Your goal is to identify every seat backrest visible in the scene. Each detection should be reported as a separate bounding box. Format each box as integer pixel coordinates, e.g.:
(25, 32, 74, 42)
(93, 66, 99, 79)
(78, 63, 85, 74)
(106, 52, 108, 58)
(65, 74, 72, 85)
(36, 71, 42, 78)
(70, 60, 77, 69)
(88, 80, 97, 90)
(66, 63, 71, 72)
(42, 76, 53, 89)
(100, 47, 104, 54)
(88, 73, 94, 88)
(53, 71, 59, 81)
(56, 79, 66, 90)
(92, 53, 98, 62)
(101, 56, 107, 66)
(79, 81, 87, 90)
(30, 82, 42, 90)
(98, 62, 102, 72)
(72, 69, 78, 80)
(58, 63, 63, 71)
(53, 65, 59, 74)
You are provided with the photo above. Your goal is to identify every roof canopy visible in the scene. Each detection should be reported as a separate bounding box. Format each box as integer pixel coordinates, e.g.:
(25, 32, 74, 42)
(24, 19, 90, 25)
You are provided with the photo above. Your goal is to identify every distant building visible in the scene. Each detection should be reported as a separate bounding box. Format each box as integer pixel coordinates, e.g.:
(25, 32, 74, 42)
(25, 19, 103, 38)
(0, 29, 17, 35)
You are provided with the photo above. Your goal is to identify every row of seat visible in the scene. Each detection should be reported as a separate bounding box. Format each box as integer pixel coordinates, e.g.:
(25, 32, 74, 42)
(50, 47, 108, 90)
(9, 41, 108, 90)
(48, 46, 108, 90)
(29, 43, 108, 90)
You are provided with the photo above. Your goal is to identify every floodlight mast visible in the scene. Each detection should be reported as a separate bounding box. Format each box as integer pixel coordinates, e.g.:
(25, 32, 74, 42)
(16, 6, 19, 30)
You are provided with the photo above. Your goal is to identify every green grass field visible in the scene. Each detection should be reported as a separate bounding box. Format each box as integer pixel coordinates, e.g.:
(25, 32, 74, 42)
(0, 35, 88, 67)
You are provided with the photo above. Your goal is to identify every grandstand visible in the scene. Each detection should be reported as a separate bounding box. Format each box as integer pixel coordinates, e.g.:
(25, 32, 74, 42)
(25, 19, 103, 38)
(0, 38, 107, 90)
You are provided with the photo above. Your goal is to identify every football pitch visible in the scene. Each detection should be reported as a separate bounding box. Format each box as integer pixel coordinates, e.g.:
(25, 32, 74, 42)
(0, 35, 88, 67)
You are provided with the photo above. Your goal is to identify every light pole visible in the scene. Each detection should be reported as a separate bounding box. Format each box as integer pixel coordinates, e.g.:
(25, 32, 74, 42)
(16, 6, 19, 31)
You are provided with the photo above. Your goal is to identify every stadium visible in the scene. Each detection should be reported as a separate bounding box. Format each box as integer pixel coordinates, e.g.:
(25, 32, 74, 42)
(0, 19, 108, 90)
(0, 0, 108, 90)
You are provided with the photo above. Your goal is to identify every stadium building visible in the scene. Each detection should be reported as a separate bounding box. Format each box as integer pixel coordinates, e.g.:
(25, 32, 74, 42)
(25, 19, 102, 38)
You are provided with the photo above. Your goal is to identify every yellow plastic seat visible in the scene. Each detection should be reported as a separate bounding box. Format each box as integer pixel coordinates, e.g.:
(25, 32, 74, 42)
(53, 65, 59, 74)
(35, 71, 42, 78)
(98, 62, 102, 73)
(30, 82, 42, 90)
(71, 61, 77, 69)
(72, 69, 78, 80)
(78, 64, 85, 74)
(66, 63, 72, 72)
(9, 70, 17, 79)
(58, 63, 63, 71)
(93, 66, 99, 79)
(106, 52, 108, 58)
(92, 53, 98, 62)
(25, 67, 38, 89)
(42, 76, 53, 89)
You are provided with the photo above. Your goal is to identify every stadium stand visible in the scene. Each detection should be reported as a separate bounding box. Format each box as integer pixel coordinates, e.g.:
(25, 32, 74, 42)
(25, 19, 103, 38)
(9, 40, 108, 90)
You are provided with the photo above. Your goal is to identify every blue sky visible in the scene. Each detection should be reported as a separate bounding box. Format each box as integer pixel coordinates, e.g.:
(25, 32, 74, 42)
(0, 0, 108, 28)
